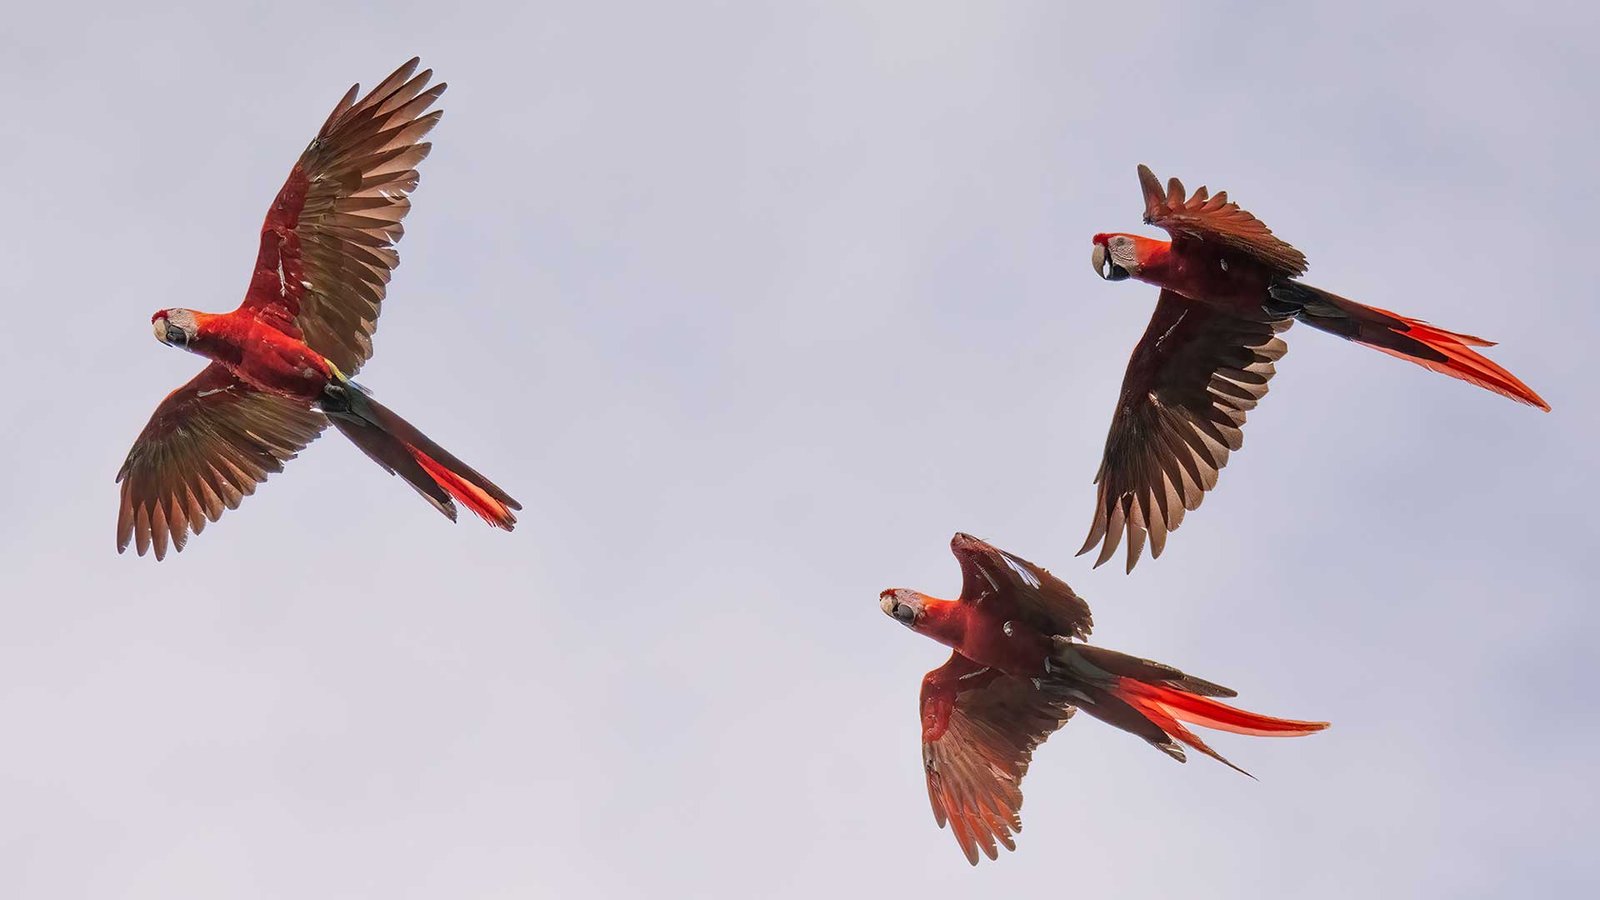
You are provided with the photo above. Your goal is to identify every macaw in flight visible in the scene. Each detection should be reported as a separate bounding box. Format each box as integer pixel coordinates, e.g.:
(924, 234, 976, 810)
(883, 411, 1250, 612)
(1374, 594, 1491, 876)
(1084, 165, 1548, 572)
(881, 533, 1326, 865)
(117, 59, 520, 560)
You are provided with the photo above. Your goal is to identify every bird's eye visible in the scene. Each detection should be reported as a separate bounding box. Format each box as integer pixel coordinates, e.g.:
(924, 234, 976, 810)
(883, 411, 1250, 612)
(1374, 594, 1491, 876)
(893, 604, 917, 624)
(166, 325, 188, 346)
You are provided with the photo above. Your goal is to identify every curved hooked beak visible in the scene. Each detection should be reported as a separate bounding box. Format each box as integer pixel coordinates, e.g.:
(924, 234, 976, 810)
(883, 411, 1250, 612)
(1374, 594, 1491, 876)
(1091, 243, 1130, 281)
(152, 316, 186, 347)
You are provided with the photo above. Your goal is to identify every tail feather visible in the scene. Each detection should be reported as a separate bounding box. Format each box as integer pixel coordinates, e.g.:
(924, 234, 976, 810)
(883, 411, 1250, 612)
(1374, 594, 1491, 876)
(407, 448, 519, 529)
(1110, 687, 1255, 777)
(326, 385, 521, 529)
(1058, 641, 1327, 776)
(1068, 644, 1237, 698)
(1270, 281, 1549, 411)
(332, 416, 460, 521)
(1070, 682, 1188, 762)
(1114, 679, 1329, 739)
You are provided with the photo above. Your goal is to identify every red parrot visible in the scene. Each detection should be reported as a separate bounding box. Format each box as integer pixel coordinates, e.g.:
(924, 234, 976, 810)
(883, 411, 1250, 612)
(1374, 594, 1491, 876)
(116, 59, 520, 560)
(881, 533, 1327, 865)
(1082, 165, 1549, 572)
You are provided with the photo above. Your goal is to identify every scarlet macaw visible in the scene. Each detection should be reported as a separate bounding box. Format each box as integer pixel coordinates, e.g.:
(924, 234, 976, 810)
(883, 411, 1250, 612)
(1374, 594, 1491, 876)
(116, 59, 520, 560)
(1082, 165, 1548, 572)
(881, 533, 1327, 865)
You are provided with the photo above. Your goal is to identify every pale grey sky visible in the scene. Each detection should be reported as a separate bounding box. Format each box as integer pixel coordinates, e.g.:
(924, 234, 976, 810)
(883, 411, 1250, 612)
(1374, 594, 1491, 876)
(1, 2, 1595, 897)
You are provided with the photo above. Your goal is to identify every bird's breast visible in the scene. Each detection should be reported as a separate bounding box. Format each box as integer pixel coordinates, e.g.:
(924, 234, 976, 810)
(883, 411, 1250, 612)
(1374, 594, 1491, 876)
(199, 318, 331, 401)
(1158, 250, 1275, 314)
(958, 613, 1051, 678)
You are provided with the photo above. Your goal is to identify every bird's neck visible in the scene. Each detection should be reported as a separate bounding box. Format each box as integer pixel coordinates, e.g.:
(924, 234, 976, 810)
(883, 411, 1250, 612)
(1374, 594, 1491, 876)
(913, 596, 967, 650)
(1131, 236, 1175, 286)
(183, 311, 246, 365)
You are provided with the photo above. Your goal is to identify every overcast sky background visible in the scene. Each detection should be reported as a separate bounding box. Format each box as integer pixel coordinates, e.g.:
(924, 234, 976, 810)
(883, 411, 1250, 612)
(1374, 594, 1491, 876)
(1, 2, 1595, 897)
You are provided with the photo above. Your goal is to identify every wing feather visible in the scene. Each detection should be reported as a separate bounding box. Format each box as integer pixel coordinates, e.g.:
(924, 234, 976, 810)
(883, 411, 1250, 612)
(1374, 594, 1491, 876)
(1138, 164, 1308, 276)
(921, 657, 1077, 865)
(239, 58, 445, 376)
(951, 533, 1092, 640)
(1081, 291, 1290, 572)
(116, 364, 327, 559)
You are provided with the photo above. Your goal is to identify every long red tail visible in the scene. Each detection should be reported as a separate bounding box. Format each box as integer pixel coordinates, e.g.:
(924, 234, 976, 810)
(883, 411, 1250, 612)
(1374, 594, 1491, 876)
(327, 385, 521, 529)
(1109, 677, 1328, 776)
(405, 447, 519, 529)
(1058, 642, 1326, 776)
(1270, 281, 1550, 410)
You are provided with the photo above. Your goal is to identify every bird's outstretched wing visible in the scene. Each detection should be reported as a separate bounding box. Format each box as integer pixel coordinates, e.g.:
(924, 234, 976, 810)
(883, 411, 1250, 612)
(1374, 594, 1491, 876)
(951, 533, 1091, 641)
(240, 57, 445, 376)
(1138, 164, 1307, 276)
(117, 364, 327, 560)
(1080, 291, 1290, 572)
(920, 653, 1077, 865)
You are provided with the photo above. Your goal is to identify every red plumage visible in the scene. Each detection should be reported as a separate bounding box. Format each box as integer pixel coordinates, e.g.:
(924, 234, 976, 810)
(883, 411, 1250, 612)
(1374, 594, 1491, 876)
(117, 59, 520, 560)
(882, 534, 1327, 864)
(1080, 164, 1549, 572)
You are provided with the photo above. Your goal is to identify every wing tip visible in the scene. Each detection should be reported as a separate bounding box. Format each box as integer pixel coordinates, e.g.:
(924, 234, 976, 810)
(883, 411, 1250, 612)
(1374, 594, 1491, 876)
(1074, 530, 1097, 559)
(1137, 163, 1163, 219)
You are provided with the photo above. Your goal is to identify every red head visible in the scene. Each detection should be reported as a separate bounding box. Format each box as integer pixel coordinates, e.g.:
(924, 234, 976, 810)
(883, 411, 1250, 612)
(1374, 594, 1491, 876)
(1091, 232, 1167, 283)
